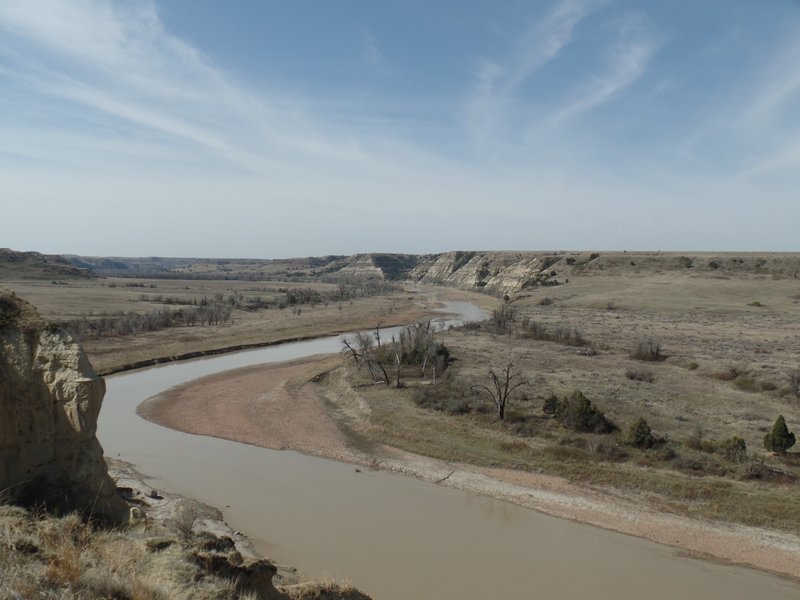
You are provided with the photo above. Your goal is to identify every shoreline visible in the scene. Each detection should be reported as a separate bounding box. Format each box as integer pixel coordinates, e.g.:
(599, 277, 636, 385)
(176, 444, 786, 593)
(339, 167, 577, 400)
(91, 279, 498, 376)
(105, 458, 369, 598)
(97, 317, 431, 376)
(137, 355, 800, 585)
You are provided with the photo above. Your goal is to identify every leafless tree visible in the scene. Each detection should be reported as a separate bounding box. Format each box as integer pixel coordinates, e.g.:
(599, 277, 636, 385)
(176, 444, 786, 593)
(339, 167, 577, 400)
(391, 335, 402, 388)
(491, 303, 517, 333)
(342, 331, 389, 385)
(472, 360, 528, 420)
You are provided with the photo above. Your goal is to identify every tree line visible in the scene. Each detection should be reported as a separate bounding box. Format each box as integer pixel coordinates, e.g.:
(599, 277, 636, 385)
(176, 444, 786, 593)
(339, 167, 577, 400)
(64, 302, 232, 340)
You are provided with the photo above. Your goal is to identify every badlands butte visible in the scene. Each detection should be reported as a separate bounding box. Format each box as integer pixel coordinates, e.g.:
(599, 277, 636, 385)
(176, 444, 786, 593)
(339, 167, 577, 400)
(2, 247, 800, 595)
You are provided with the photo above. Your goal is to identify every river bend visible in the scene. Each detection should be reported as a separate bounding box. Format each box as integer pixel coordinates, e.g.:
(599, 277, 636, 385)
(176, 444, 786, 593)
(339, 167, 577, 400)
(98, 302, 797, 599)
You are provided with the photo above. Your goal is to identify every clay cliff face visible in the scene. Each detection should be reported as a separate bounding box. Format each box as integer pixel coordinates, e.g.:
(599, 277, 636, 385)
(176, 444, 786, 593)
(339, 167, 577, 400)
(0, 292, 126, 522)
(407, 251, 559, 295)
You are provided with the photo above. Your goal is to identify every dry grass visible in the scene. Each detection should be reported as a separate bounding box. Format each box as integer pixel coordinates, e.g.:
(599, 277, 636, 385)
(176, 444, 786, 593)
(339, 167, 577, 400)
(0, 504, 369, 600)
(0, 506, 181, 600)
(333, 264, 800, 535)
(0, 278, 441, 373)
(283, 580, 370, 600)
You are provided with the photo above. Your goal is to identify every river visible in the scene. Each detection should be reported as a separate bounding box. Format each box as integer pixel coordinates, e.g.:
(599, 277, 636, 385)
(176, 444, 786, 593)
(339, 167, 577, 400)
(97, 301, 797, 599)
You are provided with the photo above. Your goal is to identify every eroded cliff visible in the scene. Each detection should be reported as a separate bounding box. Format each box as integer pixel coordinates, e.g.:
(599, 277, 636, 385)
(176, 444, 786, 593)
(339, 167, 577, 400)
(0, 291, 127, 522)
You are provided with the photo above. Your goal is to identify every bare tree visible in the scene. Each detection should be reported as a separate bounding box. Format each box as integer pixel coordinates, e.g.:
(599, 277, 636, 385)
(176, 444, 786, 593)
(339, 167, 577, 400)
(491, 303, 517, 333)
(391, 335, 402, 388)
(342, 331, 389, 385)
(472, 361, 528, 420)
(421, 340, 437, 382)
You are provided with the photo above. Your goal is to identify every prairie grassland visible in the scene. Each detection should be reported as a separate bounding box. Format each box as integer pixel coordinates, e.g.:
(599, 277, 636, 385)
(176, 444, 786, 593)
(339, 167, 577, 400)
(0, 277, 440, 373)
(337, 267, 800, 533)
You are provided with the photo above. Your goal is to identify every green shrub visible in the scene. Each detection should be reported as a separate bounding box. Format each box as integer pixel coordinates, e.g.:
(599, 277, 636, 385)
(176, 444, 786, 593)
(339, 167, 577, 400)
(719, 436, 747, 463)
(626, 418, 655, 449)
(763, 415, 796, 454)
(554, 391, 614, 434)
(541, 394, 559, 417)
(0, 296, 20, 328)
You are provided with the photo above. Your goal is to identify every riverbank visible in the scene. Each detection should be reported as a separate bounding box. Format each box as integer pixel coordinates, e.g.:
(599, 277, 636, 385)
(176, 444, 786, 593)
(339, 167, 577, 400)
(0, 456, 370, 600)
(95, 286, 494, 375)
(138, 354, 800, 584)
(0, 276, 496, 375)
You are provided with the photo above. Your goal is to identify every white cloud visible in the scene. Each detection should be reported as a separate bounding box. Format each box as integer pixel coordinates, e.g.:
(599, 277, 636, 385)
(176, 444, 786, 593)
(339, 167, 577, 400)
(362, 31, 391, 75)
(734, 28, 800, 175)
(0, 0, 369, 175)
(0, 0, 796, 255)
(464, 0, 602, 141)
(747, 29, 800, 122)
(548, 13, 660, 125)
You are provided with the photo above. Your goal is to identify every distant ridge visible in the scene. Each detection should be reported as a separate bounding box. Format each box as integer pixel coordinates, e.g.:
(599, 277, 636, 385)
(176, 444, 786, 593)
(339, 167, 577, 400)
(0, 248, 98, 280)
(32, 250, 800, 295)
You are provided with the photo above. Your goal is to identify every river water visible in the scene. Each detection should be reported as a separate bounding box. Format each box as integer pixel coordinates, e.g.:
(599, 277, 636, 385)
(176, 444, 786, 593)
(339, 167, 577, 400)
(97, 302, 797, 599)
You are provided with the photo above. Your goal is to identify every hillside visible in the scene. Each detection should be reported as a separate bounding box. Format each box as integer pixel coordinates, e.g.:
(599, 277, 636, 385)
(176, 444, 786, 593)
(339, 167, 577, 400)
(51, 250, 800, 295)
(0, 248, 97, 280)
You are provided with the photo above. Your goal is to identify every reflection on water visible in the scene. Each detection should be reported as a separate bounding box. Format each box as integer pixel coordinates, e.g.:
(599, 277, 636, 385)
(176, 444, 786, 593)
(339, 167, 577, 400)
(98, 302, 797, 600)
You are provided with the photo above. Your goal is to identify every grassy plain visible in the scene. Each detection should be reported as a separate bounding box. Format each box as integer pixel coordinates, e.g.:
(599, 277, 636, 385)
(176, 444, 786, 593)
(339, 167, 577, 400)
(0, 277, 438, 373)
(331, 263, 800, 535)
(3, 251, 799, 539)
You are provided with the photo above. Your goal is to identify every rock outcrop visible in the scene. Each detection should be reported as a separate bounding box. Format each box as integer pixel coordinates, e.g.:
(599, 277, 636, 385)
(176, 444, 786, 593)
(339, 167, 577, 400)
(408, 250, 562, 294)
(0, 291, 127, 522)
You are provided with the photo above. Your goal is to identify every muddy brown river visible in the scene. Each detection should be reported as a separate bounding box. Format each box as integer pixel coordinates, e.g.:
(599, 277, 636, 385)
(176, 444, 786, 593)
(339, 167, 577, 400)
(98, 302, 798, 599)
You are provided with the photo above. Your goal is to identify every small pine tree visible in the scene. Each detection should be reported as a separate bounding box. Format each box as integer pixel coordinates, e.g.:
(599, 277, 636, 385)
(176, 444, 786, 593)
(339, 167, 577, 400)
(542, 394, 559, 417)
(763, 415, 796, 454)
(555, 391, 614, 434)
(626, 418, 655, 449)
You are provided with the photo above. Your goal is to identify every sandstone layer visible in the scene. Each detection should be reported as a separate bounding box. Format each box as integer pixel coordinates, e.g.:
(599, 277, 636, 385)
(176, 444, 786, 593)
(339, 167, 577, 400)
(0, 291, 127, 522)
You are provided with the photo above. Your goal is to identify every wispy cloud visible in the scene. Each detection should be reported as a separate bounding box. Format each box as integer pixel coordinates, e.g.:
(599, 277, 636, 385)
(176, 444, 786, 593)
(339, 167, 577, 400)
(0, 0, 367, 175)
(548, 12, 660, 125)
(362, 31, 391, 75)
(0, 0, 797, 255)
(747, 29, 800, 122)
(464, 0, 601, 141)
(734, 27, 800, 175)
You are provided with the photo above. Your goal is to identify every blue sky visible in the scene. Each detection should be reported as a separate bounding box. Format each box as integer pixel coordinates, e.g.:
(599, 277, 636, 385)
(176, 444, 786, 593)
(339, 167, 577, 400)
(1, 0, 798, 257)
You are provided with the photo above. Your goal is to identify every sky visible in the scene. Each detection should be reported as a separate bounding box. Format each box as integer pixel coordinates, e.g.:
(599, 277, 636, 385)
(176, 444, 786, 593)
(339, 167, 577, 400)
(1, 0, 799, 258)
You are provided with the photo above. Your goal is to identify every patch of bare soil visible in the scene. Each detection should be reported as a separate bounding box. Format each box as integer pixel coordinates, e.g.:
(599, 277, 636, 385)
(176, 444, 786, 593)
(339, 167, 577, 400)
(137, 356, 368, 464)
(139, 357, 800, 583)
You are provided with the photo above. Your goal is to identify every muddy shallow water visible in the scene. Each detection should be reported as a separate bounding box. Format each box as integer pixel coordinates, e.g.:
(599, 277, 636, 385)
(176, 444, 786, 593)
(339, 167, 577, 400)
(98, 302, 798, 599)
